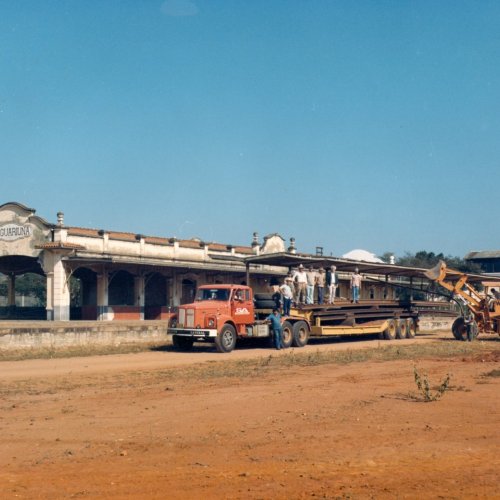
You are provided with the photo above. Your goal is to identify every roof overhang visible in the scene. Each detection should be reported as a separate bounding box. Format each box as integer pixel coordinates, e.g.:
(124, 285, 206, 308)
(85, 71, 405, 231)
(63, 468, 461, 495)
(245, 252, 499, 283)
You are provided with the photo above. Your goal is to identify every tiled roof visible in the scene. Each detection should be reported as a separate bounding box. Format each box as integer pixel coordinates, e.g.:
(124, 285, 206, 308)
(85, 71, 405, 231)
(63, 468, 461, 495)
(66, 226, 253, 254)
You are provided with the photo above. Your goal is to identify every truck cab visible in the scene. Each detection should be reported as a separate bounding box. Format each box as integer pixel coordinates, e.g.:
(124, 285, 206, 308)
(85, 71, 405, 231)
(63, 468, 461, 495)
(169, 284, 258, 352)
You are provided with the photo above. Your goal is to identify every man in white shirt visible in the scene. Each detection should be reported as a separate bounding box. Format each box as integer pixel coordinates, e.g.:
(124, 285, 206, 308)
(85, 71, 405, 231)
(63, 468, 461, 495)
(293, 264, 308, 305)
(327, 265, 338, 304)
(306, 266, 317, 304)
(279, 278, 294, 316)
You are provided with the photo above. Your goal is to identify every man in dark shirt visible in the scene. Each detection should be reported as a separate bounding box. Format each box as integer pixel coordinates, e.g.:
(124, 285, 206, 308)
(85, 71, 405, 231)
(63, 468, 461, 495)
(266, 309, 283, 350)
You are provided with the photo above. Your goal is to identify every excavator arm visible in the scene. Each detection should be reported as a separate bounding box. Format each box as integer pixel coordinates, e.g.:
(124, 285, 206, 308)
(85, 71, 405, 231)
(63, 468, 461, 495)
(424, 261, 484, 312)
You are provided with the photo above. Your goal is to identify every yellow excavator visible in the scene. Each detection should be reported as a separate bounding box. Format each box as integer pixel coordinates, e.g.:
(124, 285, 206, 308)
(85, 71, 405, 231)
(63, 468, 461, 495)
(424, 260, 500, 341)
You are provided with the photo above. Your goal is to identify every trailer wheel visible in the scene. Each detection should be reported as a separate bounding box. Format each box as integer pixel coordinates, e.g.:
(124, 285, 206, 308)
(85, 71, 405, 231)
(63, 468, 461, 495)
(396, 319, 407, 339)
(406, 318, 416, 338)
(172, 335, 194, 351)
(281, 321, 293, 348)
(215, 324, 237, 353)
(292, 320, 309, 347)
(383, 319, 397, 340)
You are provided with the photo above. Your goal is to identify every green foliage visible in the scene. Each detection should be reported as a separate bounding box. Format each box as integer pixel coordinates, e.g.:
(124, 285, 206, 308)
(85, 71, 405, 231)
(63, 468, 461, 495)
(396, 250, 481, 273)
(381, 250, 484, 301)
(413, 365, 451, 402)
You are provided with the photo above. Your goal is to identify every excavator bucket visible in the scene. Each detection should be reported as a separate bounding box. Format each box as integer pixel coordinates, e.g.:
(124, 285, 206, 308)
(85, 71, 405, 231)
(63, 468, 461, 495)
(424, 260, 446, 281)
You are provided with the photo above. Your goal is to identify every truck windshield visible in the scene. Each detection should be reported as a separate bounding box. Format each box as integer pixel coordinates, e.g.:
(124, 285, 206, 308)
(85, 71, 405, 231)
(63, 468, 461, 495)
(196, 288, 230, 301)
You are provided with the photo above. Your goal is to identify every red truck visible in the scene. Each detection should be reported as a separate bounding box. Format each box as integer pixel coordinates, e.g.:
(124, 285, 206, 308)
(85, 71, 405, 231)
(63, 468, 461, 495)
(168, 283, 418, 352)
(168, 284, 309, 352)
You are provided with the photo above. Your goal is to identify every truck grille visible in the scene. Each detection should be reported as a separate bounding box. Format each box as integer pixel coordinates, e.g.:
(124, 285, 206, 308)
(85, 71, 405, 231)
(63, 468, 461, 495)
(178, 308, 195, 328)
(186, 309, 195, 327)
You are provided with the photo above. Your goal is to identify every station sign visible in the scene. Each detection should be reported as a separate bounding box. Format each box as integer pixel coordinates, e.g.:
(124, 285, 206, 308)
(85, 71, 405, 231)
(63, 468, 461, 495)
(0, 223, 33, 242)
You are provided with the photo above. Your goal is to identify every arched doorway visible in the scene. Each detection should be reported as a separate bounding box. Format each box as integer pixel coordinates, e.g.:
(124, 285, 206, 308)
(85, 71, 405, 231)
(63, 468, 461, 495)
(108, 270, 137, 320)
(70, 267, 98, 320)
(145, 272, 168, 320)
(181, 278, 196, 304)
(0, 256, 46, 320)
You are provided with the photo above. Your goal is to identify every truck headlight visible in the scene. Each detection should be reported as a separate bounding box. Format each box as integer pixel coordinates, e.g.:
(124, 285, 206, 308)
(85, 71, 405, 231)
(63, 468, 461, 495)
(207, 317, 215, 328)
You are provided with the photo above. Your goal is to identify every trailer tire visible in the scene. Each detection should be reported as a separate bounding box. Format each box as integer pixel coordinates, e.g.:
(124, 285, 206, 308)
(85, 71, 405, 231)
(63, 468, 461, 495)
(255, 299, 277, 309)
(254, 293, 273, 301)
(172, 335, 194, 351)
(215, 324, 237, 353)
(281, 321, 293, 348)
(396, 319, 407, 339)
(383, 319, 397, 340)
(406, 318, 416, 338)
(292, 320, 309, 347)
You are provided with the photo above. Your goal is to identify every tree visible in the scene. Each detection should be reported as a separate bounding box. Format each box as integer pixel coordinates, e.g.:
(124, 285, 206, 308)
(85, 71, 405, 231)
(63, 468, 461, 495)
(383, 251, 484, 301)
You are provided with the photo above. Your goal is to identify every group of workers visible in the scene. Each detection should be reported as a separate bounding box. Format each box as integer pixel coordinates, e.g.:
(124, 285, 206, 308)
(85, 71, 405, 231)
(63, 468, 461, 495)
(266, 264, 364, 349)
(274, 264, 363, 313)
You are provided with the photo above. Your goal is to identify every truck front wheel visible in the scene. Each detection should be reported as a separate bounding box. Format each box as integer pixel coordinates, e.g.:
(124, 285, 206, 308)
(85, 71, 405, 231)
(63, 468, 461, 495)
(215, 324, 237, 353)
(292, 320, 309, 347)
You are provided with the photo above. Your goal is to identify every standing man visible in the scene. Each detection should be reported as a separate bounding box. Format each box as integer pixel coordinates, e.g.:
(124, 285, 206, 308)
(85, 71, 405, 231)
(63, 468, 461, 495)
(350, 268, 362, 303)
(280, 277, 294, 316)
(326, 265, 338, 304)
(293, 264, 308, 305)
(266, 309, 283, 350)
(317, 268, 326, 305)
(306, 266, 317, 304)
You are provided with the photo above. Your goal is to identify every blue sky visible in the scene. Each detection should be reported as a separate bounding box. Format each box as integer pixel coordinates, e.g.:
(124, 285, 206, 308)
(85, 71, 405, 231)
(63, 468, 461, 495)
(1, 1, 499, 259)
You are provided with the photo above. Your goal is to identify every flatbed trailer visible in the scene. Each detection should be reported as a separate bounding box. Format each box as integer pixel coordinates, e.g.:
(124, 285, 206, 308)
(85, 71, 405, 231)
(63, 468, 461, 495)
(256, 299, 419, 342)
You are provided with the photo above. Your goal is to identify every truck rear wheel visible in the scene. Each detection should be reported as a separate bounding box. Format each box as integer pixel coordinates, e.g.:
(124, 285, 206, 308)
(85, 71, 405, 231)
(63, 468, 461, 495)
(281, 321, 293, 348)
(396, 319, 407, 339)
(383, 319, 397, 340)
(292, 320, 309, 347)
(172, 335, 194, 351)
(406, 318, 416, 338)
(215, 324, 237, 353)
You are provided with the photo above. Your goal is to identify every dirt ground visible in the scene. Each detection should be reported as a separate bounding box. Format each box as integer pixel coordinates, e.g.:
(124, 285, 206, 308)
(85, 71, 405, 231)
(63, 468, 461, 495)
(0, 332, 499, 499)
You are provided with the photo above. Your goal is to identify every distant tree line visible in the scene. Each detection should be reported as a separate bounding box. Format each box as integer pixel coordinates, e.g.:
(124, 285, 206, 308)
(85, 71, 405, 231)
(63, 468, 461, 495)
(379, 250, 483, 301)
(0, 274, 80, 306)
(380, 250, 482, 274)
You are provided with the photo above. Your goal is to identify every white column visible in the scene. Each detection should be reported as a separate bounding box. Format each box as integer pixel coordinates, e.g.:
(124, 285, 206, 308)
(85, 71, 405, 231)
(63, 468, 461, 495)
(134, 275, 145, 320)
(96, 271, 109, 321)
(52, 256, 70, 320)
(45, 271, 54, 320)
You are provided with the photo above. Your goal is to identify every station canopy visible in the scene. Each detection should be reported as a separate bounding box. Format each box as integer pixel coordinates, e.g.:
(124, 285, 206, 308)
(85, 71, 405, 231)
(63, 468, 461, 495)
(245, 252, 497, 284)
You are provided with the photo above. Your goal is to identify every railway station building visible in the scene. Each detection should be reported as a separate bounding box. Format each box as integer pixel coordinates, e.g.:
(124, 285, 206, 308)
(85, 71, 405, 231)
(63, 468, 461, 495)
(0, 202, 400, 322)
(0, 202, 297, 321)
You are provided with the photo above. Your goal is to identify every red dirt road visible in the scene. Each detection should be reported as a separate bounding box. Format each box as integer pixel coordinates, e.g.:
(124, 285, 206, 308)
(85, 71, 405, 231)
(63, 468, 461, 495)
(1, 333, 499, 499)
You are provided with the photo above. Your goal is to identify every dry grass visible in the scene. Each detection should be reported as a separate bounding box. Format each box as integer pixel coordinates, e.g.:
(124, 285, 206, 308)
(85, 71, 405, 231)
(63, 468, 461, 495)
(0, 342, 168, 362)
(1, 340, 497, 399)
